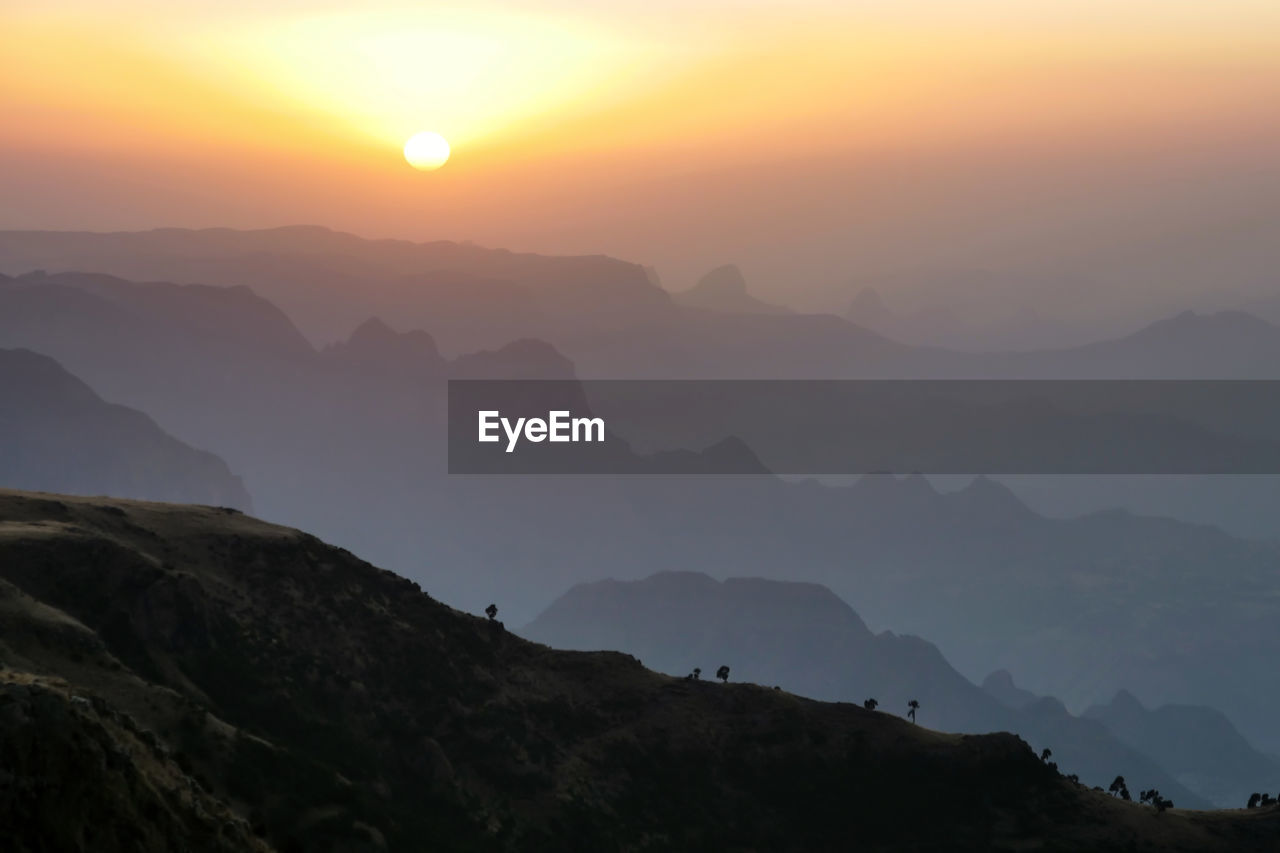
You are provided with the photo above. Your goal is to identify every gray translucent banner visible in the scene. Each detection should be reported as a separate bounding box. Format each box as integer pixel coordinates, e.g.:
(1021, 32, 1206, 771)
(448, 380, 1280, 474)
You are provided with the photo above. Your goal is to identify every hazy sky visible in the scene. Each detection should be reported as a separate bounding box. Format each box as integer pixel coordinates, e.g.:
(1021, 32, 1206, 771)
(3, 0, 1278, 306)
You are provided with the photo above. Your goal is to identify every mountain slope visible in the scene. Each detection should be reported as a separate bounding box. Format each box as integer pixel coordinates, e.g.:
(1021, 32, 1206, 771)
(0, 348, 251, 509)
(521, 572, 1213, 808)
(5, 490, 1280, 851)
(8, 230, 1280, 378)
(1084, 690, 1280, 808)
(0, 669, 268, 853)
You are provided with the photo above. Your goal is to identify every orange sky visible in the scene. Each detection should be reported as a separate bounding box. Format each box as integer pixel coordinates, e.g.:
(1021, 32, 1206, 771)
(3, 0, 1279, 299)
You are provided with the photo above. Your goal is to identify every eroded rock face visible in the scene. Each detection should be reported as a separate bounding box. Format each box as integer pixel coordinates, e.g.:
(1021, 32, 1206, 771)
(0, 676, 266, 853)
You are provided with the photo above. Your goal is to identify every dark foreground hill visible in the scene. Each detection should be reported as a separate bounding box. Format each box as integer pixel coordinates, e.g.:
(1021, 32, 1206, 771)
(1, 491, 1278, 852)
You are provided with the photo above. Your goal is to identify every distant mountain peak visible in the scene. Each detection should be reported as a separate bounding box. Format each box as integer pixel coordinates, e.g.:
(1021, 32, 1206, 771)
(450, 338, 576, 380)
(981, 669, 1039, 710)
(959, 474, 1014, 498)
(695, 264, 748, 297)
(983, 669, 1017, 691)
(349, 317, 440, 354)
(1109, 688, 1146, 712)
(323, 316, 443, 375)
(349, 316, 397, 340)
(953, 476, 1036, 519)
(523, 570, 872, 657)
(848, 286, 888, 317)
(697, 436, 772, 474)
(673, 264, 790, 315)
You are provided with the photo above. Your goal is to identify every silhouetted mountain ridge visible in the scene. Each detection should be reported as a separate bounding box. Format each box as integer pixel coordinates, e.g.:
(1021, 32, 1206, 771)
(9, 231, 1280, 379)
(10, 490, 1274, 850)
(4, 262, 1280, 764)
(521, 571, 1217, 807)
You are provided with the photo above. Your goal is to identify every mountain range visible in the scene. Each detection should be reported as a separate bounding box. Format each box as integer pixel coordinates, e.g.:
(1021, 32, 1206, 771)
(3, 238, 1280, 759)
(4, 489, 1279, 851)
(1082, 690, 1280, 809)
(522, 571, 1280, 808)
(8, 228, 1280, 379)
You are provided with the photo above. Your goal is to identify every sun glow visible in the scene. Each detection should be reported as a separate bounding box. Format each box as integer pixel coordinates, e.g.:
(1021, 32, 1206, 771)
(404, 132, 450, 170)
(213, 9, 644, 150)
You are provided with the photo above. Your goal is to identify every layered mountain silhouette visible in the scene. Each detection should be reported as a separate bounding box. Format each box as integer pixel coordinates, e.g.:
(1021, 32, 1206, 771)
(4, 257, 1280, 761)
(0, 227, 669, 353)
(1083, 690, 1280, 808)
(0, 230, 920, 376)
(983, 673, 1280, 809)
(520, 571, 1248, 807)
(7, 489, 1269, 845)
(7, 490, 1280, 851)
(8, 229, 1280, 380)
(0, 348, 250, 509)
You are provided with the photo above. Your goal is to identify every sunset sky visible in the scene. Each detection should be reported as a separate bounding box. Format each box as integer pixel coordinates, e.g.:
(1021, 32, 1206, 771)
(3, 0, 1279, 302)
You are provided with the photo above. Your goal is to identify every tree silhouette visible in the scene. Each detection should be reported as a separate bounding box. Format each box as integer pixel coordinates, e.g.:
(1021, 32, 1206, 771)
(1140, 789, 1173, 812)
(907, 699, 919, 723)
(716, 665, 730, 683)
(863, 698, 878, 711)
(691, 667, 701, 681)
(1108, 776, 1130, 801)
(1040, 748, 1052, 763)
(484, 603, 498, 621)
(1248, 793, 1262, 809)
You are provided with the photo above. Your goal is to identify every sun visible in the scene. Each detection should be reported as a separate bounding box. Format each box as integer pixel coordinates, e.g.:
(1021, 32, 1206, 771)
(403, 132, 450, 170)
